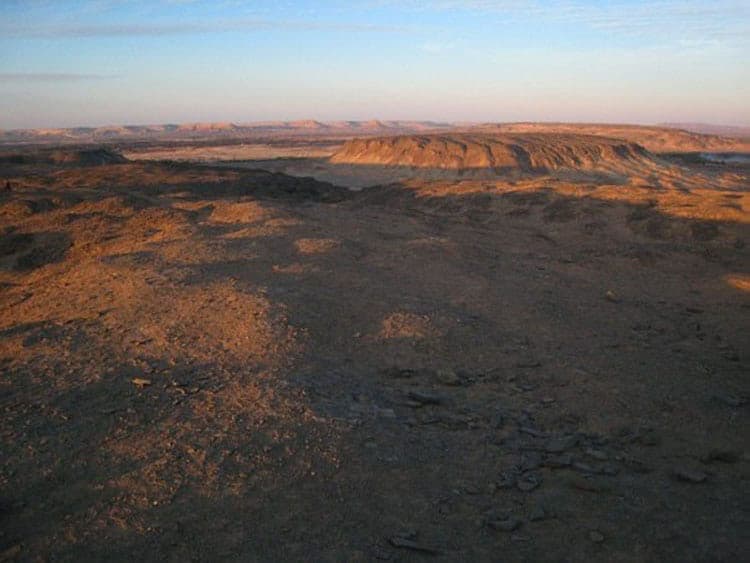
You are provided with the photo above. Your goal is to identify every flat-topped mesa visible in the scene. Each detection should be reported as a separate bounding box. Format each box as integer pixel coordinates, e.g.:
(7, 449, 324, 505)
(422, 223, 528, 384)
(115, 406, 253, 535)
(329, 133, 655, 173)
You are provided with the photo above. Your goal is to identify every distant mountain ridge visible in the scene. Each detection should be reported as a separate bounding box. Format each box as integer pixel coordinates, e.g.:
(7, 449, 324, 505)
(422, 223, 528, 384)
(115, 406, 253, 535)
(0, 120, 453, 145)
(4, 120, 749, 151)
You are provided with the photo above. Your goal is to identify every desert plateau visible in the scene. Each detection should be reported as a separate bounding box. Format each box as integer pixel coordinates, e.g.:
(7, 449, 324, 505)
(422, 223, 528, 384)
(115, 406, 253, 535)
(1, 120, 748, 561)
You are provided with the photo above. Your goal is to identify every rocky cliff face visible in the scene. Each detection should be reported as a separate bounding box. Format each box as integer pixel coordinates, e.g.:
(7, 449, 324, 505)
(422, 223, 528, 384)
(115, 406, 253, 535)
(330, 133, 655, 174)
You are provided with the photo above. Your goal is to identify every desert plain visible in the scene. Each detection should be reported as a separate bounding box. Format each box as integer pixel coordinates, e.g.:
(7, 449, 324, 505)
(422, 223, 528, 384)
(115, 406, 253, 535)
(0, 121, 748, 561)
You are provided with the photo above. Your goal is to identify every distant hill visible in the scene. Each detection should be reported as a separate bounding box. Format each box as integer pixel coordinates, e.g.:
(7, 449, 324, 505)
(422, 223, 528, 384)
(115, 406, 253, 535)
(659, 123, 750, 139)
(0, 147, 128, 166)
(469, 123, 750, 153)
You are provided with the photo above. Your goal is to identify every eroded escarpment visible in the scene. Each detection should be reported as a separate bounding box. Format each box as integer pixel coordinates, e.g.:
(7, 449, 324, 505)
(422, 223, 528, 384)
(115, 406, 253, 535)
(330, 133, 659, 175)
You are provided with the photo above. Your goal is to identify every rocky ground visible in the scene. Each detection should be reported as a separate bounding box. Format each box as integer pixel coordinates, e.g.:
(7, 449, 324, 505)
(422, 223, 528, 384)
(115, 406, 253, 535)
(0, 150, 748, 561)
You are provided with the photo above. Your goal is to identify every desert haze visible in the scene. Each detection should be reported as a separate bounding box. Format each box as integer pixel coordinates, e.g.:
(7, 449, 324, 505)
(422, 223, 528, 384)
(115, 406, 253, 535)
(1, 119, 748, 561)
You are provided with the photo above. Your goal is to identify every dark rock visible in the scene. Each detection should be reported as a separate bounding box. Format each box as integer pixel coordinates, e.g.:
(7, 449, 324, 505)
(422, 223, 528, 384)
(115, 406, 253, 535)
(572, 461, 596, 474)
(600, 463, 620, 476)
(494, 427, 516, 445)
(545, 434, 579, 453)
(517, 474, 542, 492)
(543, 454, 573, 468)
(489, 517, 522, 532)
(713, 393, 747, 408)
(701, 449, 741, 464)
(585, 448, 608, 461)
(529, 505, 547, 522)
(519, 452, 543, 472)
(568, 476, 609, 493)
(497, 472, 518, 489)
(520, 426, 548, 438)
(619, 427, 659, 446)
(407, 390, 445, 406)
(383, 367, 418, 379)
(438, 412, 476, 429)
(491, 413, 505, 429)
(672, 467, 707, 483)
(388, 536, 440, 555)
(619, 455, 652, 474)
(435, 369, 462, 386)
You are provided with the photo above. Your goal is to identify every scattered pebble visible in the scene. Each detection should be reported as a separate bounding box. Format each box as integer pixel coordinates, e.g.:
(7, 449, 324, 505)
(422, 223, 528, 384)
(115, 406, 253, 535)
(132, 377, 152, 389)
(436, 369, 462, 386)
(605, 290, 620, 303)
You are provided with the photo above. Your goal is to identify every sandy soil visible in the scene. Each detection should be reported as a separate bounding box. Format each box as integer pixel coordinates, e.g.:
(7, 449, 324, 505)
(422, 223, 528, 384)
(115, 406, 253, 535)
(0, 136, 748, 561)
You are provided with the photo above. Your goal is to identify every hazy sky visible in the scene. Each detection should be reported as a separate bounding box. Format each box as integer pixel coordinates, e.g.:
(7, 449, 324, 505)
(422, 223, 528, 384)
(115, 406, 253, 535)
(1, 0, 749, 128)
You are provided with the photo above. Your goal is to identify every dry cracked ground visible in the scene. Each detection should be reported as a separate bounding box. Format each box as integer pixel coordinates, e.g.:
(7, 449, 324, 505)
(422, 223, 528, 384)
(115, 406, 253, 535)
(0, 155, 749, 561)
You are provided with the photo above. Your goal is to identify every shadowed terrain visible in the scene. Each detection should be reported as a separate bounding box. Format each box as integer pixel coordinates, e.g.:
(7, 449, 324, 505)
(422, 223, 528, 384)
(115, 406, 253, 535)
(0, 130, 748, 560)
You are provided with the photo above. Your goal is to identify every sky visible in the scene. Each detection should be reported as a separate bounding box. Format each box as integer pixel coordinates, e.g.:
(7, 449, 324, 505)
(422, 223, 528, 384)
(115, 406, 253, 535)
(0, 0, 749, 129)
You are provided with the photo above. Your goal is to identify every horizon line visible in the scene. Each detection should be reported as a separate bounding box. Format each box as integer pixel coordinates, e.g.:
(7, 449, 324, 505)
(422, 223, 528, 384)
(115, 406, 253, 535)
(3, 119, 750, 132)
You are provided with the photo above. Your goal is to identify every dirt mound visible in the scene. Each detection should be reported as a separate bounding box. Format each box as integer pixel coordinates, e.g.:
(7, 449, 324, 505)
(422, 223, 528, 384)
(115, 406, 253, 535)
(0, 198, 58, 220)
(330, 133, 655, 175)
(0, 148, 128, 167)
(0, 231, 71, 271)
(48, 148, 128, 165)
